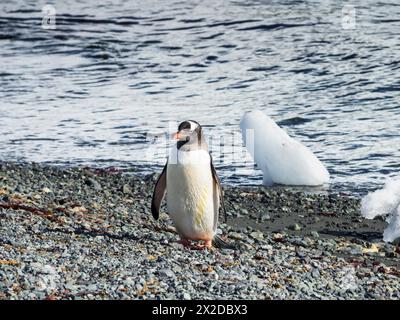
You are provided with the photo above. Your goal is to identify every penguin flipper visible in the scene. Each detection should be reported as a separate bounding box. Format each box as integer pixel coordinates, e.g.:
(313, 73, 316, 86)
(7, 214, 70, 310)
(151, 161, 167, 220)
(210, 155, 227, 224)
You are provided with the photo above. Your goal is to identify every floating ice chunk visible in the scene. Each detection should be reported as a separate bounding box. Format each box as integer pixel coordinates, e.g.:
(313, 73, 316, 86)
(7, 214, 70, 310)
(361, 178, 400, 243)
(240, 110, 329, 186)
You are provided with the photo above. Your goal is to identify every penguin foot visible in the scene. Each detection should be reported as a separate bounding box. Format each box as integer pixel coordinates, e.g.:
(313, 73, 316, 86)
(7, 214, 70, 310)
(178, 238, 213, 250)
(204, 239, 213, 249)
(189, 240, 213, 250)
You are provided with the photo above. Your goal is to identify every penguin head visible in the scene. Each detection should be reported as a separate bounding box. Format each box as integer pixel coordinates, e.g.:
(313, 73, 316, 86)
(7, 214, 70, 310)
(173, 120, 207, 151)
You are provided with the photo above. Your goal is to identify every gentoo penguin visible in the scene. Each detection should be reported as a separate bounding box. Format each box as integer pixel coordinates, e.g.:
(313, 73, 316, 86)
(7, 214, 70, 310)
(151, 120, 227, 249)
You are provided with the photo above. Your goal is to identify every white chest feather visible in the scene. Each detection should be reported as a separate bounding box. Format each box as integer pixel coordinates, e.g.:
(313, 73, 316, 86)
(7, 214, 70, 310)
(166, 149, 218, 240)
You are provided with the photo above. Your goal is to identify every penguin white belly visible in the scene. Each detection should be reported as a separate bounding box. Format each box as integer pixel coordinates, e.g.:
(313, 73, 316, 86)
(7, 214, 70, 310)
(166, 150, 218, 241)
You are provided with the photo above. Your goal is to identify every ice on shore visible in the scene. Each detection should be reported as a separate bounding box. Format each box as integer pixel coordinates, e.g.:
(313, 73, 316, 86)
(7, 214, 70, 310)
(240, 110, 330, 186)
(361, 178, 400, 242)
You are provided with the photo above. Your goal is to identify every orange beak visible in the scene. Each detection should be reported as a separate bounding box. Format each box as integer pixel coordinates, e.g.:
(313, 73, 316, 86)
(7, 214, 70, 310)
(172, 132, 181, 140)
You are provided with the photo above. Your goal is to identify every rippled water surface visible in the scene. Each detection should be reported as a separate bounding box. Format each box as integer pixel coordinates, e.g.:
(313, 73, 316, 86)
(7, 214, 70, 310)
(1, 0, 400, 193)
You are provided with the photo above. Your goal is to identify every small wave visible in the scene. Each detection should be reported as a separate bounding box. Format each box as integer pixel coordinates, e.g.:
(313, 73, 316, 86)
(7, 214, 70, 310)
(158, 46, 182, 50)
(248, 66, 279, 72)
(288, 68, 315, 74)
(199, 32, 224, 40)
(371, 85, 400, 93)
(10, 138, 58, 143)
(237, 23, 316, 31)
(179, 18, 205, 23)
(340, 53, 358, 61)
(277, 117, 313, 126)
(185, 63, 208, 68)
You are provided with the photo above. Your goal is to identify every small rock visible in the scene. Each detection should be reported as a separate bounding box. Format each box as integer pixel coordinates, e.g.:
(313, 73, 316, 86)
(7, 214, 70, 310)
(182, 293, 191, 300)
(348, 245, 363, 255)
(124, 277, 135, 286)
(310, 231, 320, 238)
(135, 284, 143, 291)
(87, 284, 98, 292)
(290, 224, 302, 231)
(159, 269, 174, 278)
(86, 178, 102, 191)
(250, 231, 264, 240)
(122, 184, 132, 195)
(385, 251, 395, 258)
(311, 268, 320, 278)
(230, 232, 244, 240)
(261, 213, 271, 221)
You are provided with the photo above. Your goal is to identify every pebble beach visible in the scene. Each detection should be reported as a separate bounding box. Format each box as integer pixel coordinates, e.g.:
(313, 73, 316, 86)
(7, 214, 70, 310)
(0, 161, 399, 300)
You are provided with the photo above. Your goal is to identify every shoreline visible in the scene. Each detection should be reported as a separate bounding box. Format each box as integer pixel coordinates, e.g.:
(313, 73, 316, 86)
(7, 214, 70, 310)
(0, 161, 399, 299)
